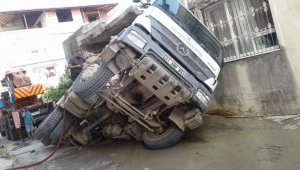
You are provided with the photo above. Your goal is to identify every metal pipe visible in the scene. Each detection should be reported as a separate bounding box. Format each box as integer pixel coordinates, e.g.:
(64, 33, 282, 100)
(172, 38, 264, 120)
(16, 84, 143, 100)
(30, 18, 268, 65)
(86, 112, 111, 132)
(116, 95, 146, 117)
(100, 94, 153, 132)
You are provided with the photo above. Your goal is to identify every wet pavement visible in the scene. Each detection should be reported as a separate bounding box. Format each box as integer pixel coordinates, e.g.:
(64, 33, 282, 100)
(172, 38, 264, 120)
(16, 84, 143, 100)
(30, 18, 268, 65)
(1, 114, 300, 170)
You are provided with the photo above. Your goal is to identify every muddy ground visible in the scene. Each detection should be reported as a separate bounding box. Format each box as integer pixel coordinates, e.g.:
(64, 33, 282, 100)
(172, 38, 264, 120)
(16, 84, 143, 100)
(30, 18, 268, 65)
(1, 114, 300, 170)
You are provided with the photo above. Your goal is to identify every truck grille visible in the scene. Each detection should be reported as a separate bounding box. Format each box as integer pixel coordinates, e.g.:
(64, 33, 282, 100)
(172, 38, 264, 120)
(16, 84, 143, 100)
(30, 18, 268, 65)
(156, 25, 214, 79)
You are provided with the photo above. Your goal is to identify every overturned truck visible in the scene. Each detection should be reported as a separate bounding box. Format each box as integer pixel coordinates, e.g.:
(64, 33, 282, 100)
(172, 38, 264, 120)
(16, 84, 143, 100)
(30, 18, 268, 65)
(35, 0, 224, 149)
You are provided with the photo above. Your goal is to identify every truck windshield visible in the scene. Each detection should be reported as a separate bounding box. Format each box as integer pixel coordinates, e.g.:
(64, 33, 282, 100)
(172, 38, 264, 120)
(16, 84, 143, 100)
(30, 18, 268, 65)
(153, 0, 224, 67)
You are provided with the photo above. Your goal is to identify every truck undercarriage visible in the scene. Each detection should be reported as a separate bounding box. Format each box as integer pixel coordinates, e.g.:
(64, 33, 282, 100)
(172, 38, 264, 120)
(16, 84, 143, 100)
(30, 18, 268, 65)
(34, 0, 224, 149)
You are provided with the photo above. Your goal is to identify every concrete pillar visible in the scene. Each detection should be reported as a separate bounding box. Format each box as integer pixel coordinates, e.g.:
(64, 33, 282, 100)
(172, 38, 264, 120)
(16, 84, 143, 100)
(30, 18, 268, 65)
(71, 8, 84, 24)
(45, 10, 58, 26)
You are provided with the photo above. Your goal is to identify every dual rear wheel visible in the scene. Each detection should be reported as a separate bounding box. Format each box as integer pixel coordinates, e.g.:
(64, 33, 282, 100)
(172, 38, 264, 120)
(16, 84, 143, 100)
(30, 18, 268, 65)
(34, 106, 75, 146)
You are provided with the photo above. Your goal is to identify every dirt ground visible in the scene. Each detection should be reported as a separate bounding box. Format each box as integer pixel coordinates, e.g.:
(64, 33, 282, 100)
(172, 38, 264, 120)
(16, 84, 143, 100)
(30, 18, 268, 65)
(1, 114, 300, 170)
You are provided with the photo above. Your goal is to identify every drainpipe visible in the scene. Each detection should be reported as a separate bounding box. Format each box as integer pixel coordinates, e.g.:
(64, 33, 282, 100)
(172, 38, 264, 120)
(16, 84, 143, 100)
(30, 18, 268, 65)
(23, 13, 28, 29)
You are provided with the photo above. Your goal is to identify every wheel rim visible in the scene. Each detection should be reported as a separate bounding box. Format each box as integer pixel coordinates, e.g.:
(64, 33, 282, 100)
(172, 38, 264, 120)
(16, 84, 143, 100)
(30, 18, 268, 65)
(148, 127, 169, 137)
(80, 64, 100, 82)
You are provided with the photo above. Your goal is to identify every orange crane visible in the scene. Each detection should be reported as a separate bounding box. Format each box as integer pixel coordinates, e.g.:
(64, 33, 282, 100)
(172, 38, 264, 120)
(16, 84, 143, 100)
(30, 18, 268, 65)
(0, 68, 52, 141)
(2, 68, 44, 109)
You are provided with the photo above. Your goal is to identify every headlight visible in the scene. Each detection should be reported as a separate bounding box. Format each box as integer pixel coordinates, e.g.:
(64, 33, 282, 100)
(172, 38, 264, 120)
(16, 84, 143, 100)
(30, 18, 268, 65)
(195, 89, 210, 107)
(127, 30, 147, 49)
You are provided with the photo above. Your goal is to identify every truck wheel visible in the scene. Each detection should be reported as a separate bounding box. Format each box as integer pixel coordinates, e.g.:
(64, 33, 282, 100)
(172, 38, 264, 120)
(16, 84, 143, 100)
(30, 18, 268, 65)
(9, 129, 19, 141)
(142, 123, 184, 150)
(5, 126, 11, 140)
(0, 117, 7, 137)
(0, 131, 6, 137)
(72, 63, 113, 98)
(41, 135, 52, 146)
(68, 136, 81, 146)
(33, 107, 63, 139)
(0, 117, 7, 127)
(50, 113, 75, 144)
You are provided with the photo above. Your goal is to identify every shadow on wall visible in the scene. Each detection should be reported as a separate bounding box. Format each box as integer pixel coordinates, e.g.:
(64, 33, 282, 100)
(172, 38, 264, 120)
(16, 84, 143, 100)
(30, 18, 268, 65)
(210, 49, 300, 117)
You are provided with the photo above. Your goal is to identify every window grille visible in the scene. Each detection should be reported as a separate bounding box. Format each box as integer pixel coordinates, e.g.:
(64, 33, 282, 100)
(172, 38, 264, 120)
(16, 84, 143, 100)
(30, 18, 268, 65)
(203, 0, 279, 62)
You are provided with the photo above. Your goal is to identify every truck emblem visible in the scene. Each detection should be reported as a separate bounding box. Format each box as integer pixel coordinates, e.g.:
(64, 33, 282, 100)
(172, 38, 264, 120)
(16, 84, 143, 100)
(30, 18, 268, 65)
(177, 43, 188, 56)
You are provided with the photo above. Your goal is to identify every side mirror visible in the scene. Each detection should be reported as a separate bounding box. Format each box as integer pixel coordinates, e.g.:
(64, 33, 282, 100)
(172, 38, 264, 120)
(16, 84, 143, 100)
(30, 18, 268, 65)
(133, 0, 141, 2)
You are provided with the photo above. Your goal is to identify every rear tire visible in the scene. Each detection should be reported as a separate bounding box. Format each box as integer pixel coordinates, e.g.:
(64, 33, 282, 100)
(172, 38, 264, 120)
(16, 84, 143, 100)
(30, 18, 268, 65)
(33, 107, 63, 139)
(4, 116, 12, 140)
(5, 126, 11, 140)
(72, 63, 113, 98)
(142, 123, 184, 150)
(68, 136, 81, 146)
(0, 131, 6, 137)
(0, 117, 7, 137)
(10, 129, 19, 141)
(41, 135, 52, 146)
(50, 113, 75, 144)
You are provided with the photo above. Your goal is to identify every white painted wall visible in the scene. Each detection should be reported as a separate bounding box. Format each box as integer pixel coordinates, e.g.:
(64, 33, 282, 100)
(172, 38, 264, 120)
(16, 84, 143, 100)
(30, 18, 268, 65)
(0, 28, 71, 87)
(0, 0, 119, 12)
(0, 7, 94, 88)
(269, 0, 300, 86)
(13, 59, 66, 87)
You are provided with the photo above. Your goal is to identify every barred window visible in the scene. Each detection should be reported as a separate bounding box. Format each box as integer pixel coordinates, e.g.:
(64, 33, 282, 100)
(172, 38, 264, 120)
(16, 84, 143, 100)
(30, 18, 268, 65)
(203, 0, 279, 62)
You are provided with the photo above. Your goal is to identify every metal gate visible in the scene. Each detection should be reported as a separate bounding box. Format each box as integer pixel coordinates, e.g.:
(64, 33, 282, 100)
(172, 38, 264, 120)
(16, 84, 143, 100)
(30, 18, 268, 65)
(203, 0, 279, 62)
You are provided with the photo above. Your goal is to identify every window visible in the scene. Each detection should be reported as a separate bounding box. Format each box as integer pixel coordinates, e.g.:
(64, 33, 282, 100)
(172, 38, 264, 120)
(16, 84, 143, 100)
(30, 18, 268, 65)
(56, 9, 73, 22)
(203, 0, 279, 62)
(81, 9, 102, 23)
(154, 0, 224, 66)
(45, 66, 56, 78)
(87, 14, 99, 22)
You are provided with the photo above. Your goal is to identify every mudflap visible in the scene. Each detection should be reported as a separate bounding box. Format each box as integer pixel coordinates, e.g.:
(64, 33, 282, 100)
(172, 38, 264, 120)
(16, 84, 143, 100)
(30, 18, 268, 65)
(168, 108, 185, 131)
(168, 108, 204, 131)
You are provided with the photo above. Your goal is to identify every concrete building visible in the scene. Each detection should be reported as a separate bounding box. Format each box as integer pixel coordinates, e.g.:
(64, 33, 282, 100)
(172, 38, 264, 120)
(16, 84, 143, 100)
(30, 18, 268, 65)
(189, 0, 300, 116)
(0, 0, 118, 87)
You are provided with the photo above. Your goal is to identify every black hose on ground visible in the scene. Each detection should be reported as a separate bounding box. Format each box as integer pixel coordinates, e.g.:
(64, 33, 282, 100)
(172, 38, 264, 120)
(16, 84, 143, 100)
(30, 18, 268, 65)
(5, 91, 68, 170)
